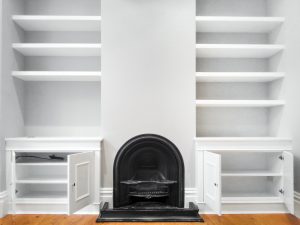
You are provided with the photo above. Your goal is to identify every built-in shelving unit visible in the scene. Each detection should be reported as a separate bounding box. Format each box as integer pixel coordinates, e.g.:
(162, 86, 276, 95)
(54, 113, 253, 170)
(13, 15, 101, 31)
(6, 137, 102, 214)
(195, 0, 293, 215)
(196, 16, 284, 33)
(196, 44, 284, 58)
(195, 138, 293, 214)
(6, 0, 102, 214)
(12, 71, 101, 81)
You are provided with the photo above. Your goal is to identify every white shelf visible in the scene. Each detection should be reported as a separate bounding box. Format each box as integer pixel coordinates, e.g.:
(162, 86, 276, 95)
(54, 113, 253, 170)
(13, 43, 101, 56)
(12, 71, 101, 81)
(16, 162, 68, 166)
(195, 137, 292, 151)
(196, 100, 285, 107)
(6, 137, 103, 141)
(222, 170, 283, 177)
(13, 15, 101, 31)
(222, 194, 283, 204)
(196, 44, 284, 58)
(6, 137, 103, 152)
(16, 191, 67, 202)
(196, 16, 284, 33)
(16, 177, 67, 184)
(196, 72, 284, 82)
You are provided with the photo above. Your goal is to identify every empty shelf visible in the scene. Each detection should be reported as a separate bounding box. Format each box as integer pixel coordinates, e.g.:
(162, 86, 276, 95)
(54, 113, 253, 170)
(16, 162, 68, 166)
(196, 100, 285, 107)
(222, 170, 283, 177)
(16, 177, 67, 184)
(196, 72, 284, 82)
(13, 15, 101, 31)
(16, 191, 67, 202)
(222, 194, 283, 204)
(196, 44, 284, 58)
(13, 43, 101, 56)
(12, 71, 101, 81)
(196, 16, 284, 33)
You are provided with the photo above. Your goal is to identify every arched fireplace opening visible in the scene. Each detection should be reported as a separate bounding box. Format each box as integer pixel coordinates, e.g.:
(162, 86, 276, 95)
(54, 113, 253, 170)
(97, 134, 203, 222)
(113, 134, 184, 208)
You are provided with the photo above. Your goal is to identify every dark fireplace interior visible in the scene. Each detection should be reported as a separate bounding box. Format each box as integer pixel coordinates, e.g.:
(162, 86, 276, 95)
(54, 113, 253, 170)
(97, 134, 203, 222)
(114, 133, 184, 209)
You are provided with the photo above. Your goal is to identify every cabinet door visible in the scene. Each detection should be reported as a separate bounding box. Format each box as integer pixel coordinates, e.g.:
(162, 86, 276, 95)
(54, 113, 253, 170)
(204, 151, 221, 215)
(283, 151, 294, 214)
(68, 152, 95, 214)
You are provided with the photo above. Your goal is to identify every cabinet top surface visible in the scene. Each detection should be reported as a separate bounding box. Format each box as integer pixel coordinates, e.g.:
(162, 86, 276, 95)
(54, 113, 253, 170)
(5, 137, 103, 151)
(5, 137, 103, 142)
(194, 137, 292, 151)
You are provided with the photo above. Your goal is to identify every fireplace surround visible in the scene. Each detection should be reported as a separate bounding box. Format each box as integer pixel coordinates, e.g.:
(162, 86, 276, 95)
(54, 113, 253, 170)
(97, 134, 203, 222)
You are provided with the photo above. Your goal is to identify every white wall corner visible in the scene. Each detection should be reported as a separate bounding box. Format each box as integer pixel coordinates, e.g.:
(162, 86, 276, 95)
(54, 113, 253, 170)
(295, 191, 300, 218)
(0, 191, 8, 218)
(100, 187, 198, 208)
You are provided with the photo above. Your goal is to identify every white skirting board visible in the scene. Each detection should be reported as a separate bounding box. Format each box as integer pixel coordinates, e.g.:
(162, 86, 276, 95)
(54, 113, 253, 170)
(0, 191, 8, 218)
(295, 192, 300, 218)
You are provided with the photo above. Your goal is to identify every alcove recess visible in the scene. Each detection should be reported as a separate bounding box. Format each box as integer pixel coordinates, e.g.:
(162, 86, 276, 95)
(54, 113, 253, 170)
(9, 0, 101, 137)
(195, 0, 292, 213)
(195, 0, 286, 138)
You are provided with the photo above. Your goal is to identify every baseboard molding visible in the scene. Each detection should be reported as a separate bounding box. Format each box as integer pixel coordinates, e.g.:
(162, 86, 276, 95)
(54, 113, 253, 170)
(0, 191, 8, 218)
(295, 191, 300, 202)
(100, 187, 197, 208)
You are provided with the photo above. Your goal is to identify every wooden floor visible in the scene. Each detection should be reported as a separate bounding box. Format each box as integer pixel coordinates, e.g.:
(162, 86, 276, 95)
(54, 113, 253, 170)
(0, 214, 299, 225)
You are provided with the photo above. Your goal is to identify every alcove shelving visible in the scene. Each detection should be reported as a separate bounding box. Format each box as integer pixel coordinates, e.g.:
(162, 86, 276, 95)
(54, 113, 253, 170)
(9, 0, 101, 135)
(12, 0, 101, 82)
(195, 0, 294, 215)
(4, 0, 102, 214)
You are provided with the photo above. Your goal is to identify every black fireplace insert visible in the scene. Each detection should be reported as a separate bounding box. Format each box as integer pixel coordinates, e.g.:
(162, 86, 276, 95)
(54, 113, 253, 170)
(97, 134, 203, 222)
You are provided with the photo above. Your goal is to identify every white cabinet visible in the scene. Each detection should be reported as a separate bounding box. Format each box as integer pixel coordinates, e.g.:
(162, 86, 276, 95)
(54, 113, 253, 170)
(6, 137, 102, 214)
(196, 138, 294, 214)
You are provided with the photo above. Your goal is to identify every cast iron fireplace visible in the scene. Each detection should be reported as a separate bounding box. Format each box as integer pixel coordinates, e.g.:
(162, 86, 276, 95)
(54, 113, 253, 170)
(97, 134, 203, 222)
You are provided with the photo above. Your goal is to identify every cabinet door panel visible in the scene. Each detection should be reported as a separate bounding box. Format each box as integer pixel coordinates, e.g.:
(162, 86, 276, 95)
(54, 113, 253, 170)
(204, 151, 221, 215)
(68, 152, 94, 214)
(283, 151, 294, 214)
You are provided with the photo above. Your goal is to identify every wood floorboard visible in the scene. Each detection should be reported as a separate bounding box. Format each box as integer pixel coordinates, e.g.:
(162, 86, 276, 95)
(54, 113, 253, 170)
(0, 214, 299, 225)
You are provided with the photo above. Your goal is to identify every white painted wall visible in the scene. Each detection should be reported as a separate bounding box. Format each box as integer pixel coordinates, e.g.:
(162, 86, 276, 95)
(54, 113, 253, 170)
(101, 0, 195, 187)
(24, 82, 101, 137)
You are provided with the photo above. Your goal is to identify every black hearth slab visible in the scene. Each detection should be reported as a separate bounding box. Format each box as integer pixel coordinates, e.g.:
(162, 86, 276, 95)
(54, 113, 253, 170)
(96, 202, 204, 223)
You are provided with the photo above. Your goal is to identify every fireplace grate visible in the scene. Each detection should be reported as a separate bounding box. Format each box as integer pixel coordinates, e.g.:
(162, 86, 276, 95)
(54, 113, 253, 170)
(129, 191, 169, 199)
